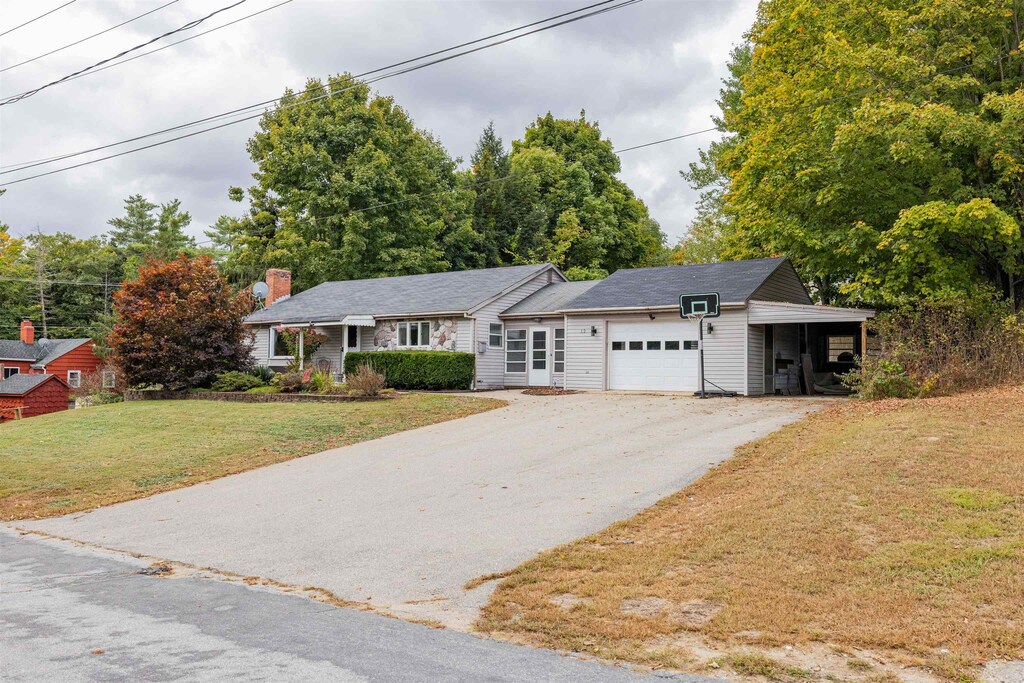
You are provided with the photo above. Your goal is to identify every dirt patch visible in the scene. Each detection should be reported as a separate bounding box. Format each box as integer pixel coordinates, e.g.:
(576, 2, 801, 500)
(549, 593, 590, 610)
(521, 388, 578, 396)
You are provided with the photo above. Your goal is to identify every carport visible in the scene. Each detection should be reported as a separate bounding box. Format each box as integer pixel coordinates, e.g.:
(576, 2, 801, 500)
(746, 301, 875, 395)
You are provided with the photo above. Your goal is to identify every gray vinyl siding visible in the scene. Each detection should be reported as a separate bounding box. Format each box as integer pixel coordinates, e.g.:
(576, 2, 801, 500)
(455, 318, 473, 353)
(502, 317, 565, 388)
(564, 315, 606, 390)
(701, 307, 748, 395)
(747, 323, 764, 396)
(250, 325, 271, 365)
(310, 327, 344, 373)
(472, 271, 560, 390)
(750, 263, 813, 304)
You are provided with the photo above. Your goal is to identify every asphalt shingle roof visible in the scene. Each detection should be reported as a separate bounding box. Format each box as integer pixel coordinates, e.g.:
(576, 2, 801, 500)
(245, 264, 553, 324)
(501, 281, 600, 315)
(0, 338, 89, 366)
(0, 373, 58, 395)
(564, 258, 789, 311)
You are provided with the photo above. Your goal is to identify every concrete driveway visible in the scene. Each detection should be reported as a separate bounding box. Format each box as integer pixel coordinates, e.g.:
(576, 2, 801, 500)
(16, 392, 822, 628)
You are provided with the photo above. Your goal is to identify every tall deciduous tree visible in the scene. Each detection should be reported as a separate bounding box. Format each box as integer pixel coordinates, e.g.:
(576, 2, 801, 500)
(109, 256, 253, 389)
(685, 0, 1024, 308)
(219, 74, 479, 292)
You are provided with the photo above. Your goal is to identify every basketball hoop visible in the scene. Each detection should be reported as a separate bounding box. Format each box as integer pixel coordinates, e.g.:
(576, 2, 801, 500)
(679, 293, 720, 399)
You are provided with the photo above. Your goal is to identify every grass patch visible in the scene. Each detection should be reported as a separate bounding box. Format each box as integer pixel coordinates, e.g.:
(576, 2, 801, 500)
(0, 394, 503, 520)
(726, 653, 810, 681)
(477, 385, 1024, 681)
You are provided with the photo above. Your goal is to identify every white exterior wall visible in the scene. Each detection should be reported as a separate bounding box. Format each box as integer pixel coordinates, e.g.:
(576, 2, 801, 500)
(747, 322, 765, 396)
(471, 270, 558, 390)
(564, 308, 751, 394)
(501, 316, 566, 388)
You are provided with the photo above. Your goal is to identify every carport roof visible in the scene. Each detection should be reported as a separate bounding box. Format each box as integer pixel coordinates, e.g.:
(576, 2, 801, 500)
(564, 257, 789, 311)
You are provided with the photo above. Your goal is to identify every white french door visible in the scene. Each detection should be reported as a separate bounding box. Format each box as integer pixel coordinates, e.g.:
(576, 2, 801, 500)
(527, 327, 551, 387)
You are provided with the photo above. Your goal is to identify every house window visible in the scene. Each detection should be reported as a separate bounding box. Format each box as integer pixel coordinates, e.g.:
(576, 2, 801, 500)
(398, 321, 431, 348)
(646, 341, 662, 351)
(665, 341, 680, 351)
(683, 341, 699, 350)
(347, 326, 359, 349)
(828, 335, 856, 363)
(271, 328, 292, 357)
(611, 341, 625, 351)
(102, 371, 116, 389)
(489, 323, 503, 348)
(2, 367, 19, 379)
(554, 328, 565, 373)
(67, 370, 81, 388)
(505, 329, 527, 373)
(628, 341, 643, 350)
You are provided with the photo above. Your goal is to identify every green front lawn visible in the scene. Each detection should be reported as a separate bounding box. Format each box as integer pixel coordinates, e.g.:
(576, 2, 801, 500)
(0, 394, 503, 520)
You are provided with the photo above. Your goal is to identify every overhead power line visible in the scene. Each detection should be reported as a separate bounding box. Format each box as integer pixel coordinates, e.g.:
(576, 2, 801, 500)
(0, 1, 181, 74)
(1, 0, 624, 174)
(1, 0, 249, 105)
(0, 0, 642, 185)
(0, 0, 292, 93)
(0, 1, 76, 38)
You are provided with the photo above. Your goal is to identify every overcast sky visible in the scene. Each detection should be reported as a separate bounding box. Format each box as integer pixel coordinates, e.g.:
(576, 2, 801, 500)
(0, 0, 756, 247)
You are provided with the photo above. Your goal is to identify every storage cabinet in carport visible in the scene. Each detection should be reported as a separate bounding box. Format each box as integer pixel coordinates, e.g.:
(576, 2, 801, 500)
(607, 321, 699, 391)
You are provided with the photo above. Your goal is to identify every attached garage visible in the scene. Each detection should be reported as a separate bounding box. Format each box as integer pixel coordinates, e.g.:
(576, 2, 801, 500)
(607, 320, 698, 391)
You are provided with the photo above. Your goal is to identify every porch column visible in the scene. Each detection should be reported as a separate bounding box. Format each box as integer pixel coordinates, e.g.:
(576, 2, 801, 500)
(860, 321, 868, 360)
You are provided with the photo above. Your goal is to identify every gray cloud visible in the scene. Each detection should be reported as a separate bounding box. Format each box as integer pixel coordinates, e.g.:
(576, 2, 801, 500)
(0, 0, 756, 245)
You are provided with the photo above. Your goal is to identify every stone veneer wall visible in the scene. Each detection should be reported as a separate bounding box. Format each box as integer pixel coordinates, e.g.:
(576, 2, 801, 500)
(371, 318, 459, 351)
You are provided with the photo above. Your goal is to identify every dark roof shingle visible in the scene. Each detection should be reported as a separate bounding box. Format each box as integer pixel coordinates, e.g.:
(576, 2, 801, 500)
(245, 264, 553, 324)
(564, 258, 789, 311)
(501, 281, 600, 315)
(0, 373, 61, 395)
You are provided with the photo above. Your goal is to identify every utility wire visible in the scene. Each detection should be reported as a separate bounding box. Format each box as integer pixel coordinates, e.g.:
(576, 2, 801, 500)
(0, 1, 76, 38)
(0, 0, 180, 74)
(0, 0, 293, 97)
(1, 0, 621, 174)
(0, 0, 642, 185)
(1, 0, 249, 105)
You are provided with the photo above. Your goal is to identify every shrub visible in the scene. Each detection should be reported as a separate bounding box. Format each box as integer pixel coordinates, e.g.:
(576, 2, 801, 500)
(343, 351, 474, 390)
(308, 368, 336, 394)
(271, 371, 305, 393)
(210, 370, 266, 392)
(845, 299, 1024, 399)
(347, 364, 386, 397)
(248, 365, 274, 383)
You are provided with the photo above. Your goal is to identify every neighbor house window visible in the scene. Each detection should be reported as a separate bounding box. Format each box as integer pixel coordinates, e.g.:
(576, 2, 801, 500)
(489, 323, 503, 348)
(398, 321, 431, 348)
(828, 335, 856, 363)
(2, 367, 19, 379)
(67, 370, 81, 388)
(505, 329, 527, 373)
(102, 371, 116, 389)
(554, 328, 565, 373)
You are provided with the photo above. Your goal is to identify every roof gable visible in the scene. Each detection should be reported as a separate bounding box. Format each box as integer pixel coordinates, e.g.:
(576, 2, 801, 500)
(244, 264, 554, 324)
(501, 280, 600, 316)
(564, 258, 791, 311)
(0, 373, 66, 396)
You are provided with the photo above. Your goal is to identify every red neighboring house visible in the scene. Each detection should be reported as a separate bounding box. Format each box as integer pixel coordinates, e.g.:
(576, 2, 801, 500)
(0, 320, 106, 390)
(0, 373, 70, 420)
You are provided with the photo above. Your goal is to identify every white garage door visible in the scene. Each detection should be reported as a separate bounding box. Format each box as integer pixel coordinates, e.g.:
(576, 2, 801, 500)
(608, 321, 699, 391)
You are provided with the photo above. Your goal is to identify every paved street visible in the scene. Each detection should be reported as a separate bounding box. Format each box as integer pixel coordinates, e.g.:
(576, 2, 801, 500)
(0, 530, 723, 682)
(14, 392, 821, 628)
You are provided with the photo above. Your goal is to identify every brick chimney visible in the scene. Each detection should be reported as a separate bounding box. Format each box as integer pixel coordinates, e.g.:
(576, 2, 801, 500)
(20, 319, 35, 345)
(265, 269, 291, 307)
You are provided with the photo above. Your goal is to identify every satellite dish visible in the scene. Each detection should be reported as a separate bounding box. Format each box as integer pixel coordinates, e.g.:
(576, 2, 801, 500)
(252, 282, 270, 300)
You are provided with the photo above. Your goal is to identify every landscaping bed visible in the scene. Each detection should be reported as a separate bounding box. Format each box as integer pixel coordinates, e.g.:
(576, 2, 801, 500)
(0, 393, 504, 520)
(477, 385, 1024, 682)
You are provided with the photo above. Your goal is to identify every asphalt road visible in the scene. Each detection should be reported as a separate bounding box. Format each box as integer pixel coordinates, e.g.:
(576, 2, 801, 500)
(16, 391, 822, 628)
(1, 530, 722, 682)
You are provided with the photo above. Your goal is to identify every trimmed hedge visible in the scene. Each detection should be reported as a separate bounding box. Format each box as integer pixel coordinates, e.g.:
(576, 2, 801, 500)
(343, 351, 474, 390)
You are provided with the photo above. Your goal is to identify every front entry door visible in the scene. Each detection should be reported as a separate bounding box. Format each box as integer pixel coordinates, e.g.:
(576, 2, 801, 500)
(527, 327, 551, 386)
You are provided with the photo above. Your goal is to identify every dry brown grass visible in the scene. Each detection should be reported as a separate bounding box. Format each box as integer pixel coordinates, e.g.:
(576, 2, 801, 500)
(477, 385, 1024, 681)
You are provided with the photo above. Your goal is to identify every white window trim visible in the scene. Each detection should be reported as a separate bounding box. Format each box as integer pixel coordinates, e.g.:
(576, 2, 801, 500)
(67, 370, 81, 388)
(397, 320, 431, 349)
(553, 328, 565, 373)
(2, 366, 20, 379)
(505, 328, 527, 374)
(488, 322, 504, 348)
(269, 327, 295, 360)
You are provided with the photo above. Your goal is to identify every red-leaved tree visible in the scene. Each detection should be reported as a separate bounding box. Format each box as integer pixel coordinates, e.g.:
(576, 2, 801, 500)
(109, 256, 253, 389)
